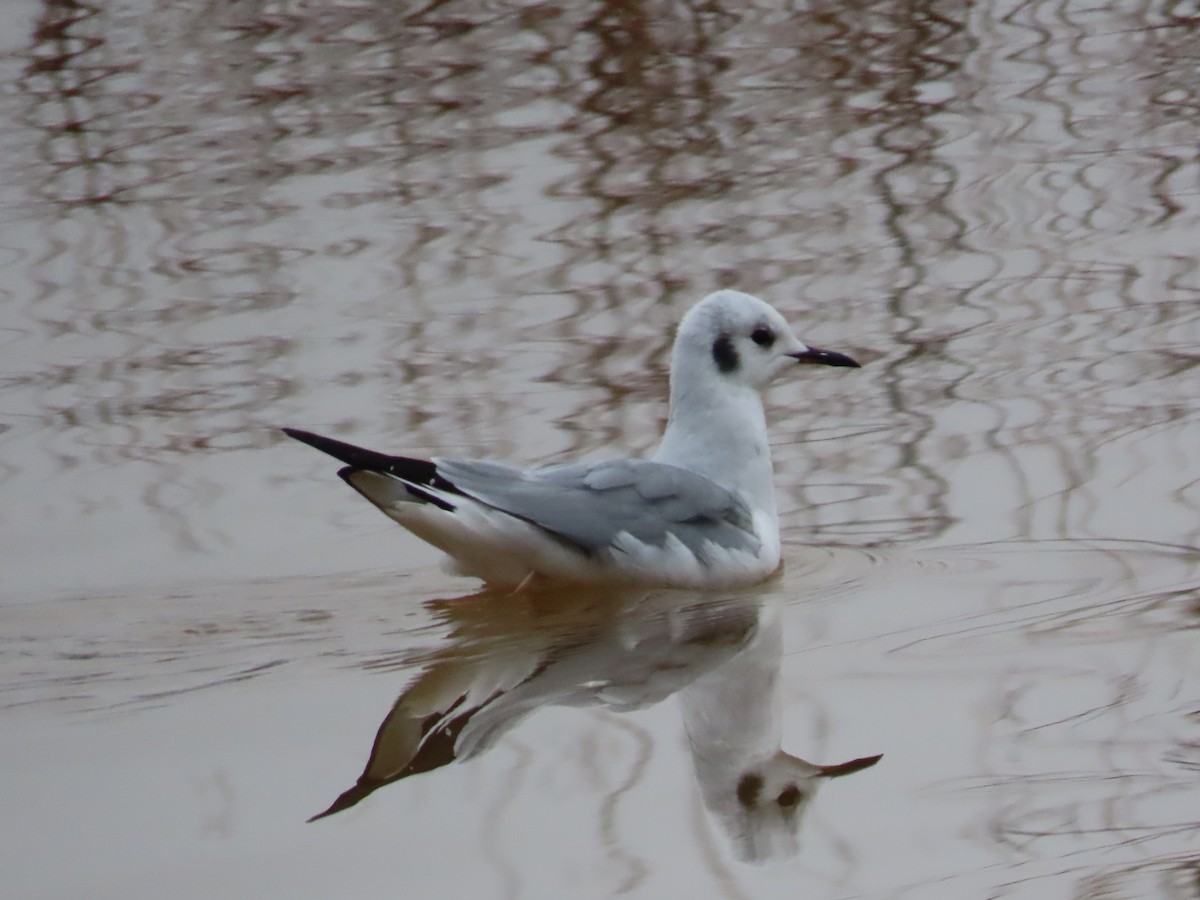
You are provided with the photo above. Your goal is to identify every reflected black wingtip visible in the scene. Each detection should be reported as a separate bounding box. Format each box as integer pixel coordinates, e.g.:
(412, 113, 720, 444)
(307, 781, 378, 823)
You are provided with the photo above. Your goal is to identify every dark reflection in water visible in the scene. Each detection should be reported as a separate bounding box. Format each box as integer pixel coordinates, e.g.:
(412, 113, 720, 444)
(310, 584, 881, 863)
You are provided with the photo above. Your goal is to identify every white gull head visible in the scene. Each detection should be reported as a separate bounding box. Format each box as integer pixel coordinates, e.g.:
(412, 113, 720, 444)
(669, 289, 858, 392)
(655, 290, 859, 531)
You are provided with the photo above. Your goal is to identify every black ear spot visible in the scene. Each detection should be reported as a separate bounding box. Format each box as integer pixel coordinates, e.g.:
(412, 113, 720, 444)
(712, 334, 739, 373)
(736, 773, 763, 807)
(751, 327, 775, 348)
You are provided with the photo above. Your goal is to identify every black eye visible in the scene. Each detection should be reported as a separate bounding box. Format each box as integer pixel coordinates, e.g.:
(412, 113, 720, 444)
(751, 327, 775, 348)
(777, 785, 801, 808)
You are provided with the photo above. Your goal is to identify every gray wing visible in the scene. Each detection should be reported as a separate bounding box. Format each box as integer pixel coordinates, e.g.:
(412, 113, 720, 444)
(433, 457, 761, 558)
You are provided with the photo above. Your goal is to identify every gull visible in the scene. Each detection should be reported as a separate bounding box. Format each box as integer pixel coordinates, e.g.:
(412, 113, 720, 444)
(284, 290, 859, 589)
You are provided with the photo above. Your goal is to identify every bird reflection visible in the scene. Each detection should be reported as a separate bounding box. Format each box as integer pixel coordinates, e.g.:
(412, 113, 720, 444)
(679, 597, 881, 862)
(310, 585, 880, 863)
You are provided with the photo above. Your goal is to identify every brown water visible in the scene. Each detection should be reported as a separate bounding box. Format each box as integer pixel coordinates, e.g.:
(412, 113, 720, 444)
(3, 1, 1200, 897)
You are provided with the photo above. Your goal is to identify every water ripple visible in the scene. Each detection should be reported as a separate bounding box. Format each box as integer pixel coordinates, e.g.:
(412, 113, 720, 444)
(2, 0, 1200, 895)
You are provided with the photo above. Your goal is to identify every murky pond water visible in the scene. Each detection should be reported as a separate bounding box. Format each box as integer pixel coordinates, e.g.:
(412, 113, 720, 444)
(3, 1, 1199, 897)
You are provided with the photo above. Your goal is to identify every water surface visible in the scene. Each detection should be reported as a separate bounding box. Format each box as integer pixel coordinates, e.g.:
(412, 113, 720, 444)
(2, 1, 1199, 898)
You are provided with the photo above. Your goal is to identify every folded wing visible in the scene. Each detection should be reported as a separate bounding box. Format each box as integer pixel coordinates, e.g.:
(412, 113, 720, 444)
(435, 457, 761, 559)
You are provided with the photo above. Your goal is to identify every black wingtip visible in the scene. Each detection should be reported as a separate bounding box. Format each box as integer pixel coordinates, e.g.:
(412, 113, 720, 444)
(283, 428, 455, 507)
(282, 427, 402, 472)
(282, 427, 357, 462)
(281, 427, 335, 454)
